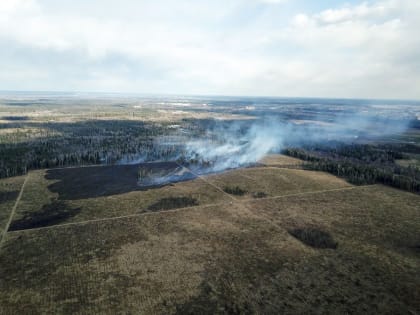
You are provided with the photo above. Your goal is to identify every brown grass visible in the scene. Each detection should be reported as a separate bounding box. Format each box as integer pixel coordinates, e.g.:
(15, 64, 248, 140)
(204, 167, 352, 199)
(258, 154, 304, 166)
(396, 158, 420, 169)
(0, 175, 26, 234)
(0, 166, 419, 314)
(11, 168, 231, 228)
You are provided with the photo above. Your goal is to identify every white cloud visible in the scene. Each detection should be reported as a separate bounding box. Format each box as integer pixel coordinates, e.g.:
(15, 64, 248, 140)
(258, 0, 288, 4)
(0, 0, 38, 13)
(0, 0, 419, 99)
(315, 1, 395, 24)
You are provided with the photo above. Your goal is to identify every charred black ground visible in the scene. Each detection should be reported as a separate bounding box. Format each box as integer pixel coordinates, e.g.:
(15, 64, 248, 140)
(9, 200, 81, 231)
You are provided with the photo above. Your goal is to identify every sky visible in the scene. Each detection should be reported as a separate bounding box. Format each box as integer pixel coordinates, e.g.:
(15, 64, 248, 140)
(0, 0, 419, 99)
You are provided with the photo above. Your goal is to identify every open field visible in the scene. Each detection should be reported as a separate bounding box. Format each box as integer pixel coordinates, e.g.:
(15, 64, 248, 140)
(0, 96, 254, 127)
(382, 128, 420, 145)
(9, 163, 232, 231)
(258, 154, 304, 167)
(8, 164, 353, 230)
(396, 154, 420, 169)
(205, 167, 352, 200)
(0, 162, 419, 314)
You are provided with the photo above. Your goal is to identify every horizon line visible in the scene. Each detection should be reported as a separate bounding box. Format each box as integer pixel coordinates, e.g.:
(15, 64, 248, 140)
(0, 89, 419, 103)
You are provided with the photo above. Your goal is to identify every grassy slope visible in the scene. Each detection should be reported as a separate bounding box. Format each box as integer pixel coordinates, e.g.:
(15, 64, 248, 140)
(206, 167, 352, 200)
(11, 168, 231, 228)
(0, 166, 419, 314)
(258, 154, 304, 167)
(0, 176, 25, 235)
(10, 162, 350, 229)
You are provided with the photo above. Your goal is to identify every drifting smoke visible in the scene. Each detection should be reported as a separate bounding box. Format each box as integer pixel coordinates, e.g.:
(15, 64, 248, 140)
(184, 120, 285, 172)
(182, 113, 410, 173)
(117, 107, 413, 187)
(137, 164, 196, 187)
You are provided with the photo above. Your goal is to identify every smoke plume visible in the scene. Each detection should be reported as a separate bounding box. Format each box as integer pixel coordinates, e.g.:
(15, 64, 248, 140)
(181, 113, 410, 173)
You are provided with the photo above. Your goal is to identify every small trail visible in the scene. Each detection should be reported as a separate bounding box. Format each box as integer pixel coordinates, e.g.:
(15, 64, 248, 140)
(7, 201, 228, 234)
(0, 174, 29, 250)
(6, 184, 374, 235)
(244, 185, 368, 202)
(237, 173, 255, 181)
(230, 185, 372, 233)
(177, 163, 238, 201)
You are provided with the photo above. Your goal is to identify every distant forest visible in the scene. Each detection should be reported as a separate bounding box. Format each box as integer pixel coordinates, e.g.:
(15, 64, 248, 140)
(1, 118, 420, 195)
(0, 120, 187, 178)
(284, 143, 420, 194)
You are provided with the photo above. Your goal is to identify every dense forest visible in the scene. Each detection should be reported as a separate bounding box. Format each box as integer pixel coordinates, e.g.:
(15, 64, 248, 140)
(283, 143, 420, 194)
(0, 120, 188, 178)
(2, 115, 420, 196)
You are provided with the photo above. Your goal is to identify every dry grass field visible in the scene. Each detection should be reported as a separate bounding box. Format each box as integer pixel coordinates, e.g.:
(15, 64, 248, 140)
(9, 163, 231, 230)
(0, 175, 25, 235)
(0, 157, 419, 314)
(396, 156, 420, 169)
(205, 167, 352, 200)
(258, 154, 304, 167)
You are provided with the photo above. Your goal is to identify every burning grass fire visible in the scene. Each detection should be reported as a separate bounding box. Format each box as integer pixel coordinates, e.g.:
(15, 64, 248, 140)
(137, 164, 196, 187)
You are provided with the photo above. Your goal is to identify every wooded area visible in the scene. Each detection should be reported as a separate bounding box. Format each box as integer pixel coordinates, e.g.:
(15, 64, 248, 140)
(0, 120, 185, 178)
(284, 144, 420, 193)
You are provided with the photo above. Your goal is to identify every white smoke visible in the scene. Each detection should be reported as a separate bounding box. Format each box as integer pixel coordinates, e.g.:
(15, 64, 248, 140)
(185, 119, 286, 172)
(182, 113, 411, 173)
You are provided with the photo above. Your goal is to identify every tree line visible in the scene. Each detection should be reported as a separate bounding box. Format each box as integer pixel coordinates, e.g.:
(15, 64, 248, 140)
(0, 120, 188, 178)
(284, 144, 420, 194)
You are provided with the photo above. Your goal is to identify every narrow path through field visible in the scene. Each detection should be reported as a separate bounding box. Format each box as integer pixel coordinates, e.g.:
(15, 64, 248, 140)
(0, 173, 29, 250)
(6, 201, 228, 233)
(237, 173, 255, 181)
(250, 185, 362, 201)
(6, 184, 373, 234)
(177, 162, 238, 201)
(217, 185, 369, 242)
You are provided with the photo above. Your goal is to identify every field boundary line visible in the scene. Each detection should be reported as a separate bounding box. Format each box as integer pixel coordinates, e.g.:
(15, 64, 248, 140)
(242, 185, 370, 202)
(0, 174, 29, 249)
(6, 184, 374, 234)
(177, 163, 238, 201)
(6, 201, 227, 234)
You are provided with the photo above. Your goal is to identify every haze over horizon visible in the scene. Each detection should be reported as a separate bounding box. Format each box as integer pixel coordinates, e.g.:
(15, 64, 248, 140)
(1, 0, 420, 99)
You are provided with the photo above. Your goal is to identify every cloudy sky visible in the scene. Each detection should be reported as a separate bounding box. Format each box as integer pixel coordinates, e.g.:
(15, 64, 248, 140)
(1, 0, 419, 99)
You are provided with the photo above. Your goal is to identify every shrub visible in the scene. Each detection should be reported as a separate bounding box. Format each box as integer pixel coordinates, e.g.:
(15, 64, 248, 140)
(252, 191, 267, 198)
(288, 227, 338, 249)
(223, 186, 247, 196)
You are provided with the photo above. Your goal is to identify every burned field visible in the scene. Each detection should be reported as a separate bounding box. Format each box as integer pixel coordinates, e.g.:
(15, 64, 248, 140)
(45, 162, 195, 200)
(7, 162, 229, 230)
(0, 157, 419, 314)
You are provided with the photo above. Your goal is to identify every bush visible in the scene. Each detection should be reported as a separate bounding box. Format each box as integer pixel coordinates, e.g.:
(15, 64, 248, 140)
(223, 186, 247, 196)
(288, 227, 337, 249)
(252, 191, 267, 198)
